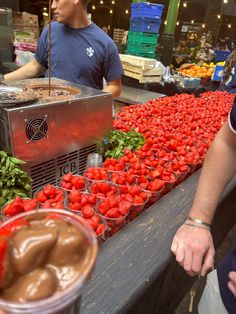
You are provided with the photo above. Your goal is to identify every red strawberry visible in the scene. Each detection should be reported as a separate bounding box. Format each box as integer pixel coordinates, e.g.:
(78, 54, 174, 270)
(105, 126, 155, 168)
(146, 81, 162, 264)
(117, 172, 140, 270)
(133, 195, 144, 204)
(62, 172, 73, 182)
(82, 205, 94, 218)
(69, 191, 81, 203)
(23, 199, 37, 212)
(98, 202, 109, 215)
(96, 224, 105, 235)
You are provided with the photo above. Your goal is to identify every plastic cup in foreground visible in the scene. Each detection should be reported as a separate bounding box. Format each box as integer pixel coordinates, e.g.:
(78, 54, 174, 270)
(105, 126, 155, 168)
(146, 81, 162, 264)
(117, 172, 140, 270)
(0, 209, 98, 314)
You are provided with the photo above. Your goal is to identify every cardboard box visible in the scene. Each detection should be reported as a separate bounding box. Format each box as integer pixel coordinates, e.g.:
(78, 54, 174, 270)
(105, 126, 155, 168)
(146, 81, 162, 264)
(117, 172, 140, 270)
(13, 25, 39, 39)
(13, 11, 38, 27)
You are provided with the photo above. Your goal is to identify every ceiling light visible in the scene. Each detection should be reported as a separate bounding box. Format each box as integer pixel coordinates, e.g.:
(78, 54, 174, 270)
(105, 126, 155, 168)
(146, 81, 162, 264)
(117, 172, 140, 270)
(112, 0, 115, 4)
(100, 0, 104, 4)
(223, 0, 228, 3)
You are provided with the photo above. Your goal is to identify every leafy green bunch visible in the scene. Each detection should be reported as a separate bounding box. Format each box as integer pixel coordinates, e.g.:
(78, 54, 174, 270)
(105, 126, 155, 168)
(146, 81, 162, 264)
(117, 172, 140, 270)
(99, 130, 145, 159)
(0, 151, 32, 207)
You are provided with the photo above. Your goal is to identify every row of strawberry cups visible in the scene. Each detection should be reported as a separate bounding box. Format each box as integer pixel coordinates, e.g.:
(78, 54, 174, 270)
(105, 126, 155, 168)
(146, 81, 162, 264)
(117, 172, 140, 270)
(1, 159, 191, 239)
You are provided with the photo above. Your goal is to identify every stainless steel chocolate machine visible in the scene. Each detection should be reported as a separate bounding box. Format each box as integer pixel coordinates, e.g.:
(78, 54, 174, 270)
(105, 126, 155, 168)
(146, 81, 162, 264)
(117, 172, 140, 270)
(0, 78, 112, 193)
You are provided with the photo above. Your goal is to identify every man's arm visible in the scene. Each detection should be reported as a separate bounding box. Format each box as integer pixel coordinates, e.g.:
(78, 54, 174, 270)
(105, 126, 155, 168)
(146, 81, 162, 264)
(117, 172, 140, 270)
(103, 78, 122, 98)
(171, 122, 236, 277)
(4, 59, 46, 82)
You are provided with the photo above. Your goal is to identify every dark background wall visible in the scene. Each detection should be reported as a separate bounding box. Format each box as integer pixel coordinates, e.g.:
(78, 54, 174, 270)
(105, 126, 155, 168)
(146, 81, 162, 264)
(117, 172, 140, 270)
(0, 0, 19, 11)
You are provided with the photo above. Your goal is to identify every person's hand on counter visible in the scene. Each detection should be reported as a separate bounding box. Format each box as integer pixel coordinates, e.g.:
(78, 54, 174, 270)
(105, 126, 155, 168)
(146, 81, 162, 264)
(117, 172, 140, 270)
(171, 222, 215, 276)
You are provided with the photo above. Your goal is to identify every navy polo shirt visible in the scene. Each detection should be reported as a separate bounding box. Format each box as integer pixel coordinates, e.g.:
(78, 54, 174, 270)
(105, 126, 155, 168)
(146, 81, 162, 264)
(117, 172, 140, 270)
(35, 22, 123, 90)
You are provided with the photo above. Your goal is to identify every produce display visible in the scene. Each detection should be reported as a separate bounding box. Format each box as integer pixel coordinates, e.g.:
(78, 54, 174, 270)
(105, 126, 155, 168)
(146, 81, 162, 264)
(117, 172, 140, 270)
(179, 64, 214, 78)
(0, 91, 234, 242)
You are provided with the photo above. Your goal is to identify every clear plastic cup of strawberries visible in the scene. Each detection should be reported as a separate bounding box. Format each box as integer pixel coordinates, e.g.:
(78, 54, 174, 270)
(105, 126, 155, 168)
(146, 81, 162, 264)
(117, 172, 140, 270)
(120, 185, 149, 222)
(34, 184, 66, 209)
(87, 181, 119, 202)
(137, 175, 165, 206)
(2, 196, 38, 220)
(64, 191, 106, 243)
(59, 172, 86, 193)
(165, 159, 190, 186)
(103, 158, 127, 179)
(84, 167, 109, 189)
(97, 195, 131, 238)
(149, 166, 178, 195)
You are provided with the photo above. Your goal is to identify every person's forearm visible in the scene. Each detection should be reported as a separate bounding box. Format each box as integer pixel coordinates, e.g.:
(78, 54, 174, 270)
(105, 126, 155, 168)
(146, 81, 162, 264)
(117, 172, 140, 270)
(189, 125, 236, 223)
(103, 85, 120, 98)
(4, 59, 46, 82)
(103, 81, 121, 99)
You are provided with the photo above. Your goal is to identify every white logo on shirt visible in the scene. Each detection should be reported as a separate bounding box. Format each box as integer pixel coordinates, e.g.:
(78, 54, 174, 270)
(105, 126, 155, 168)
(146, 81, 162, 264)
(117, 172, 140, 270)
(86, 47, 94, 57)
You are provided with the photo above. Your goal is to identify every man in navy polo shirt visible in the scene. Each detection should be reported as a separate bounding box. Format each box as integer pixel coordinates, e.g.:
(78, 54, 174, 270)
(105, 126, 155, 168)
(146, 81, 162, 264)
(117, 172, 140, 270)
(171, 98, 236, 313)
(4, 0, 123, 98)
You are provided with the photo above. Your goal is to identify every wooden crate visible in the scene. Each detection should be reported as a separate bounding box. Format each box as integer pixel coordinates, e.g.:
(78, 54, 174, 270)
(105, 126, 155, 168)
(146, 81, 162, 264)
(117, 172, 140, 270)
(120, 54, 163, 83)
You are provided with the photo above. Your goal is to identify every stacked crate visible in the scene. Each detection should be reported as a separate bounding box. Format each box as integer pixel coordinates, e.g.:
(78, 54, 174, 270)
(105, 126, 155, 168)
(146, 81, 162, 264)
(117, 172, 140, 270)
(113, 28, 125, 44)
(126, 2, 164, 59)
(0, 8, 14, 62)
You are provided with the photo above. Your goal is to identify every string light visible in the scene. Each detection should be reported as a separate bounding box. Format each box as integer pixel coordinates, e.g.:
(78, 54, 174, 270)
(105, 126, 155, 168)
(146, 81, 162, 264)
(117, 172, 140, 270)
(183, 2, 187, 7)
(223, 0, 228, 3)
(217, 15, 221, 19)
(100, 0, 103, 4)
(202, 24, 205, 28)
(176, 21, 180, 26)
(92, 5, 96, 10)
(125, 9, 129, 14)
(191, 20, 194, 24)
(111, 0, 115, 4)
(164, 20, 167, 25)
(110, 9, 113, 14)
(228, 24, 231, 28)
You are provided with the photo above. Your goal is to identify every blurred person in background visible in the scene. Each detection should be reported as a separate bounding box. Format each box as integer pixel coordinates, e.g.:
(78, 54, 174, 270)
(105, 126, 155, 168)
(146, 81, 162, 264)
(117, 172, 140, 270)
(220, 50, 236, 94)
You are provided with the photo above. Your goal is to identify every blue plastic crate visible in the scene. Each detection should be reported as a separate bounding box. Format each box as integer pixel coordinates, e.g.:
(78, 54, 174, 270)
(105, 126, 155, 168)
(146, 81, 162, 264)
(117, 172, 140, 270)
(214, 50, 231, 62)
(131, 2, 164, 19)
(130, 17, 161, 33)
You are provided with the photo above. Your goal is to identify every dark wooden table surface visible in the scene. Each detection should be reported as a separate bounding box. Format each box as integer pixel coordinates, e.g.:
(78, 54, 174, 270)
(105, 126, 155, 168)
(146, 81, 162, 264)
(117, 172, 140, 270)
(80, 171, 236, 314)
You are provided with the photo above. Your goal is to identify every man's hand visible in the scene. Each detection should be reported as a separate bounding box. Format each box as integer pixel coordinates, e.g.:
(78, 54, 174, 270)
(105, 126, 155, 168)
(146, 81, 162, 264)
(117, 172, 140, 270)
(228, 271, 236, 297)
(171, 224, 215, 276)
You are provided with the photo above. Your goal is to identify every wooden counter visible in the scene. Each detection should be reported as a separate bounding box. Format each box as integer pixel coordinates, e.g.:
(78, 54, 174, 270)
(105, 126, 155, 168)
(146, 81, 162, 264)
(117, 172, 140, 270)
(80, 171, 236, 314)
